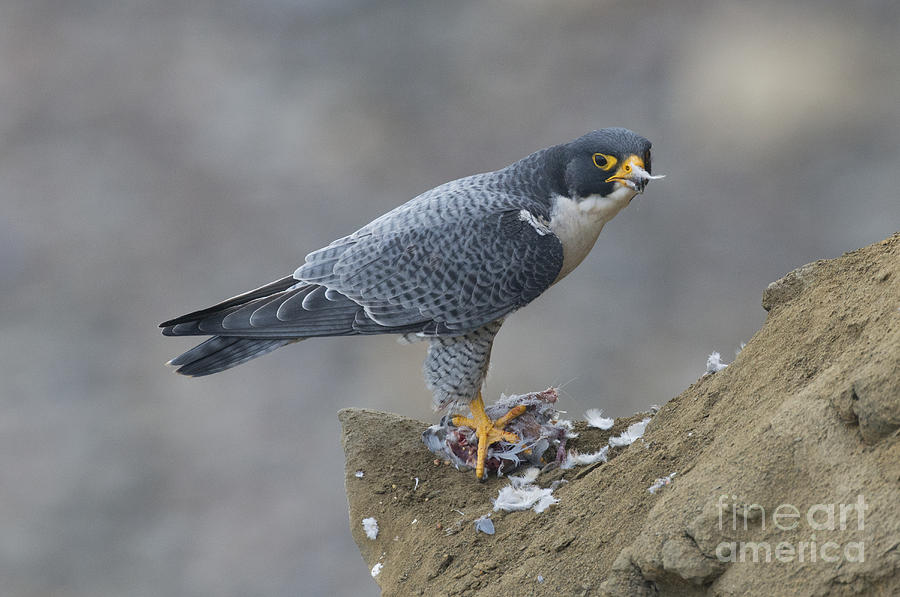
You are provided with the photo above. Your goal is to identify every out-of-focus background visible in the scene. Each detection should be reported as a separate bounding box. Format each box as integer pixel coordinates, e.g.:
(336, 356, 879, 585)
(2, 1, 898, 595)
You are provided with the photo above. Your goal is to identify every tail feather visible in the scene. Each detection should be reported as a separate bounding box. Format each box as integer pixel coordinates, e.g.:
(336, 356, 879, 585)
(161, 274, 435, 376)
(160, 282, 366, 338)
(168, 336, 296, 377)
(159, 275, 299, 328)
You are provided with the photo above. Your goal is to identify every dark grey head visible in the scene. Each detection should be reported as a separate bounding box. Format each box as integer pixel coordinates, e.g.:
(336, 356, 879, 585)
(555, 128, 654, 199)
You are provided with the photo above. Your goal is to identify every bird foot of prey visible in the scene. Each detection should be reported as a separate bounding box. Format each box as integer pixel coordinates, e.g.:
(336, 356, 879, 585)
(452, 392, 527, 480)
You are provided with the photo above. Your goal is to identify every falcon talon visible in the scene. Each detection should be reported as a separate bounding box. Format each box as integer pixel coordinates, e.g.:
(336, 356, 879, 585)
(160, 128, 661, 480)
(423, 388, 576, 477)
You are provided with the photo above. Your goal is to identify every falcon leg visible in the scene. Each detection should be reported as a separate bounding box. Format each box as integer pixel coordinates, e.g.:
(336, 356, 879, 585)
(452, 391, 527, 480)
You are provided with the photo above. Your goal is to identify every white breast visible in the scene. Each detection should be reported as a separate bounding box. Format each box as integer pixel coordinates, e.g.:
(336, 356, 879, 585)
(548, 186, 637, 281)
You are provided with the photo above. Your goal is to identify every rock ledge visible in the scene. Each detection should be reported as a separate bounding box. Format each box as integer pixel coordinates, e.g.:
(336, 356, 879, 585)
(341, 232, 900, 596)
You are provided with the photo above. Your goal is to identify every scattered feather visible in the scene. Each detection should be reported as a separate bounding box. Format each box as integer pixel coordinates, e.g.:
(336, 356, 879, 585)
(706, 351, 728, 374)
(444, 520, 462, 536)
(474, 515, 495, 535)
(584, 408, 614, 430)
(370, 563, 383, 578)
(493, 483, 559, 513)
(648, 472, 677, 494)
(517, 209, 551, 236)
(632, 164, 666, 181)
(561, 446, 609, 469)
(508, 467, 540, 487)
(609, 418, 651, 447)
(362, 517, 378, 540)
(354, 470, 364, 478)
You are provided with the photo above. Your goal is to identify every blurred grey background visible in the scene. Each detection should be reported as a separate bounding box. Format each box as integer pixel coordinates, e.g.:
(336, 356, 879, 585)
(2, 0, 898, 595)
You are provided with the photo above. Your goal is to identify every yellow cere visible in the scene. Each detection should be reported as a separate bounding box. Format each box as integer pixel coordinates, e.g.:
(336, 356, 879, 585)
(605, 154, 645, 183)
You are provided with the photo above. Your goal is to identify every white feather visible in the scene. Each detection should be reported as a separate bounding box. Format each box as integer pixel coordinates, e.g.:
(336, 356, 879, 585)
(608, 417, 651, 447)
(648, 472, 677, 494)
(508, 466, 541, 487)
(493, 484, 559, 513)
(493, 467, 558, 513)
(517, 209, 551, 235)
(561, 446, 609, 469)
(706, 352, 728, 374)
(362, 517, 379, 540)
(584, 408, 614, 430)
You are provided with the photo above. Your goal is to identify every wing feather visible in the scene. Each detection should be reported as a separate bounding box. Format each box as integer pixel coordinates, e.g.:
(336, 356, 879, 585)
(294, 207, 563, 334)
(163, 180, 564, 340)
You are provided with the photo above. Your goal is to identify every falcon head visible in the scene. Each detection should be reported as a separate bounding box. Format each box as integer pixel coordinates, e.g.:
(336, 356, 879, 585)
(561, 128, 660, 199)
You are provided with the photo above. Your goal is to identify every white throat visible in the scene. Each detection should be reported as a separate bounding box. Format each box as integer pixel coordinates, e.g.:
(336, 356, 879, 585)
(548, 185, 637, 281)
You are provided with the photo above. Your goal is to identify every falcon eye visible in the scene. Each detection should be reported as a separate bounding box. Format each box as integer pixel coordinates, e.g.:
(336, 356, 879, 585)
(592, 153, 617, 171)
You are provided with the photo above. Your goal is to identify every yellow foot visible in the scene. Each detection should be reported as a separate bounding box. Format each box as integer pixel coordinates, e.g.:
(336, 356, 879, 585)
(452, 391, 527, 480)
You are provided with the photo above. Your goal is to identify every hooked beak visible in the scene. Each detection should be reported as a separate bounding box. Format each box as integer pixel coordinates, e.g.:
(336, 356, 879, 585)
(606, 155, 665, 193)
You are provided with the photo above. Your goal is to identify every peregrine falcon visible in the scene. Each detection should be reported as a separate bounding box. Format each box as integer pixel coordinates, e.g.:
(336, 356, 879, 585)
(161, 127, 661, 480)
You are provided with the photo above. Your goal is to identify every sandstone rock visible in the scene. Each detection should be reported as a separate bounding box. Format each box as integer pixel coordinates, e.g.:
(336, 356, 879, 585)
(342, 232, 900, 596)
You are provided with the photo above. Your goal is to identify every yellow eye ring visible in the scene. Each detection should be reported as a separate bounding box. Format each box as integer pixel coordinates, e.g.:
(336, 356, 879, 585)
(592, 153, 617, 171)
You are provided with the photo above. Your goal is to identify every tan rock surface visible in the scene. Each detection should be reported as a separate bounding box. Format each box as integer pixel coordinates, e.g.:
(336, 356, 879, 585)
(341, 233, 900, 596)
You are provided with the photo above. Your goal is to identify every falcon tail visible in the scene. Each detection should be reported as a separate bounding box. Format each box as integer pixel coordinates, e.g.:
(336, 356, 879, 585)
(166, 336, 297, 377)
(161, 275, 304, 376)
(160, 273, 436, 376)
